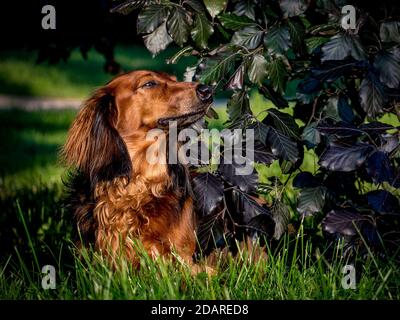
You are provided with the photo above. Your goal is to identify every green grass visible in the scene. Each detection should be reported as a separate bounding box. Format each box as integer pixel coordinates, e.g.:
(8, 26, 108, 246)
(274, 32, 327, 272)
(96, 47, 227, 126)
(0, 108, 399, 299)
(2, 228, 400, 299)
(0, 46, 196, 98)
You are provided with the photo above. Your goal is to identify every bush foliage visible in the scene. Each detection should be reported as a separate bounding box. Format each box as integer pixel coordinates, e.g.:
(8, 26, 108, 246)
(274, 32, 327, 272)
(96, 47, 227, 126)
(110, 0, 400, 257)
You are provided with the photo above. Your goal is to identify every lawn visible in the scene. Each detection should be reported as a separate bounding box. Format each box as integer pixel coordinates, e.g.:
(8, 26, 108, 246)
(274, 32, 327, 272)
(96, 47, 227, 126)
(0, 48, 399, 300)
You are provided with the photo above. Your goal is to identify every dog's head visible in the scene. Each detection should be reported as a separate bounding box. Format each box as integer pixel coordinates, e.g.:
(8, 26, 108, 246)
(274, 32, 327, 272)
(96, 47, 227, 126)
(62, 70, 213, 186)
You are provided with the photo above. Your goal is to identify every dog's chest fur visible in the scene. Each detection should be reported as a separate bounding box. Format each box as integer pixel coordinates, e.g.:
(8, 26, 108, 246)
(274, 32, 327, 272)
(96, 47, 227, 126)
(66, 163, 196, 261)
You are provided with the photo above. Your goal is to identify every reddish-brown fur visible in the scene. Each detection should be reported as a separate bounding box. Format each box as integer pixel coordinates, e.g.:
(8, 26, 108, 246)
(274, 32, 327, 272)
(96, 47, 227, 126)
(62, 71, 212, 267)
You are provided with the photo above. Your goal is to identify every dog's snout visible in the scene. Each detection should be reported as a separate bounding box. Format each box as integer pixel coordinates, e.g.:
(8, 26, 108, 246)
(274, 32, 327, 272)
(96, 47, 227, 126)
(196, 84, 213, 102)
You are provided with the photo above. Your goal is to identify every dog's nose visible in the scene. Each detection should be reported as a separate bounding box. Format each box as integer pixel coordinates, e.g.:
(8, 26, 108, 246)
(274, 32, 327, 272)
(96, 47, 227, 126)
(196, 84, 213, 102)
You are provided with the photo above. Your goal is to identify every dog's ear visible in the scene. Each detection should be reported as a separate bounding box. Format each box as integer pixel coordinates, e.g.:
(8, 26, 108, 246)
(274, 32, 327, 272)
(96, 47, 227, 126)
(62, 88, 131, 187)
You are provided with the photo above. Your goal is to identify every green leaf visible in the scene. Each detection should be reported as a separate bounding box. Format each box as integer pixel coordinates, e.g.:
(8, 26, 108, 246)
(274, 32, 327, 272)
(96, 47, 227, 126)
(227, 90, 251, 122)
(231, 26, 264, 50)
(110, 0, 147, 15)
(360, 72, 385, 118)
(199, 51, 239, 86)
(374, 51, 400, 89)
(279, 0, 308, 18)
(267, 57, 288, 94)
(321, 33, 367, 62)
(184, 0, 206, 14)
(267, 127, 299, 162)
(143, 21, 173, 56)
(264, 25, 291, 54)
(191, 13, 214, 49)
(167, 6, 193, 46)
(248, 54, 268, 85)
(219, 13, 256, 31)
(234, 0, 255, 20)
(204, 0, 227, 18)
(297, 187, 326, 216)
(380, 21, 400, 43)
(264, 109, 300, 139)
(287, 19, 306, 56)
(137, 4, 170, 34)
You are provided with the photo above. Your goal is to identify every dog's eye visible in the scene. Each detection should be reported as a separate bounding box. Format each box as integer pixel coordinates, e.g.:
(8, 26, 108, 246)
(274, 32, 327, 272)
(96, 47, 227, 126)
(142, 80, 158, 88)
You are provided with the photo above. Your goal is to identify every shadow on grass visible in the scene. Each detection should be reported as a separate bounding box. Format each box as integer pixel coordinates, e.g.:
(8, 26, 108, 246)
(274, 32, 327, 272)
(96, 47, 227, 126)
(0, 109, 79, 273)
(0, 109, 76, 178)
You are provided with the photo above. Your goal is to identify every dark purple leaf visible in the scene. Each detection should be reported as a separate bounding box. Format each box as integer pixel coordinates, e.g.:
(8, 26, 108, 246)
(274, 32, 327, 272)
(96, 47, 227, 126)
(192, 173, 224, 218)
(218, 155, 258, 193)
(231, 190, 274, 234)
(380, 134, 399, 154)
(259, 85, 289, 109)
(374, 51, 400, 89)
(293, 172, 320, 188)
(322, 210, 376, 239)
(316, 120, 361, 138)
(279, 0, 308, 18)
(271, 201, 290, 240)
(366, 190, 400, 214)
(302, 123, 321, 148)
(360, 72, 386, 118)
(267, 127, 299, 162)
(321, 34, 367, 62)
(297, 186, 326, 216)
(365, 151, 394, 184)
(311, 59, 367, 82)
(319, 142, 374, 172)
(263, 108, 300, 139)
(380, 21, 400, 43)
(252, 140, 277, 165)
(227, 90, 251, 122)
(297, 77, 321, 94)
(359, 122, 395, 134)
(246, 214, 276, 240)
(337, 95, 355, 123)
(197, 212, 226, 252)
(225, 64, 244, 90)
(248, 120, 270, 145)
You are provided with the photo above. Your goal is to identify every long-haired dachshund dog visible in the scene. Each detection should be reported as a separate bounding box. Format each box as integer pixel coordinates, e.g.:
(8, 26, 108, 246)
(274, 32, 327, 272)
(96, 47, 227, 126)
(62, 70, 213, 267)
